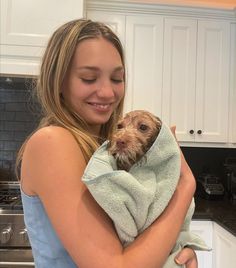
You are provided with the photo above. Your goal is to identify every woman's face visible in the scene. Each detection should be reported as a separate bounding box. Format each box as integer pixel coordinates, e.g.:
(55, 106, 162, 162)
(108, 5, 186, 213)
(62, 37, 125, 135)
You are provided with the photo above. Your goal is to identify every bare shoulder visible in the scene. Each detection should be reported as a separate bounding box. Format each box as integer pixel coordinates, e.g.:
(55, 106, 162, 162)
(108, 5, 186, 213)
(27, 126, 76, 147)
(21, 126, 86, 195)
(24, 126, 82, 158)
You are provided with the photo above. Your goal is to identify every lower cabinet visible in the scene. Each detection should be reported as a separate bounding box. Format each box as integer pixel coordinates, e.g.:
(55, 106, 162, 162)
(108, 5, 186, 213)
(190, 220, 213, 268)
(190, 220, 236, 268)
(212, 222, 236, 268)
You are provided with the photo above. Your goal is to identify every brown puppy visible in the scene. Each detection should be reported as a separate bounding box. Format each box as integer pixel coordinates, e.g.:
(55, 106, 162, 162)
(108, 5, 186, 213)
(108, 110, 162, 171)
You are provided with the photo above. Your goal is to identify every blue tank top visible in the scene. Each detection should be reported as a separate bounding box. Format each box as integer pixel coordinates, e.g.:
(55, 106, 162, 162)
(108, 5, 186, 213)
(21, 188, 77, 268)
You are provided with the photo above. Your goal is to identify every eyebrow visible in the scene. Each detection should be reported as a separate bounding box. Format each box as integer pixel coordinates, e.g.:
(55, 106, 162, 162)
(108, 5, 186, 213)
(76, 66, 124, 72)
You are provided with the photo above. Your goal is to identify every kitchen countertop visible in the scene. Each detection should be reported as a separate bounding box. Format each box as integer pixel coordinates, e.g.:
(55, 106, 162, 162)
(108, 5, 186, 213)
(193, 196, 236, 236)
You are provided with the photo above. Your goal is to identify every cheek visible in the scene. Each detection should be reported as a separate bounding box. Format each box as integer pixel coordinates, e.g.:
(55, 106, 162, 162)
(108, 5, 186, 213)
(116, 84, 125, 101)
(63, 79, 89, 101)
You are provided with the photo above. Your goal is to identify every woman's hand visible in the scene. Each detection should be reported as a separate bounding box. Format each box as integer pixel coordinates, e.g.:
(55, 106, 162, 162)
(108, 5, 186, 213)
(175, 247, 198, 268)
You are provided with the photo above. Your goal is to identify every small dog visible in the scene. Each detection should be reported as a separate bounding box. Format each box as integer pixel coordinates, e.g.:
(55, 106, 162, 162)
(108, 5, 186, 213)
(108, 110, 162, 171)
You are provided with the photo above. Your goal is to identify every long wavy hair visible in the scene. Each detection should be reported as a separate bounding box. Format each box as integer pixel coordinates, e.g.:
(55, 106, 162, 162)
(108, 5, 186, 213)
(16, 19, 126, 176)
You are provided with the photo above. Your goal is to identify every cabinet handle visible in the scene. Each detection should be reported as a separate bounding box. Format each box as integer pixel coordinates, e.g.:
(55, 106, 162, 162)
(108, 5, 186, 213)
(189, 129, 194, 134)
(197, 130, 202, 134)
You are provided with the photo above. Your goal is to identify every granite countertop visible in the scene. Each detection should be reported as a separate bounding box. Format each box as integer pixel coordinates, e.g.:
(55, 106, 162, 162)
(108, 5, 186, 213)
(193, 196, 236, 236)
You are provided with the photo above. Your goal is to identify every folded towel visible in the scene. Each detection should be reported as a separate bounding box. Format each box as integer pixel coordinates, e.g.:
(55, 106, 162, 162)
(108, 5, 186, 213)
(82, 122, 210, 267)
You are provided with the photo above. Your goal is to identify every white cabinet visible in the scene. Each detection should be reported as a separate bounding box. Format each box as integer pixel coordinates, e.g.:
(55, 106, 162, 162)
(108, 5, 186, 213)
(190, 220, 213, 268)
(195, 21, 230, 143)
(124, 15, 163, 115)
(87, 6, 233, 145)
(191, 221, 236, 268)
(85, 11, 126, 46)
(162, 18, 230, 143)
(213, 222, 236, 268)
(162, 18, 198, 142)
(0, 0, 84, 76)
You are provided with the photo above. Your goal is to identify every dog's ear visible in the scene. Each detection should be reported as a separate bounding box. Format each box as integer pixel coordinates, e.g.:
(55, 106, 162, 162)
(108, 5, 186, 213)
(145, 116, 162, 152)
(154, 116, 162, 131)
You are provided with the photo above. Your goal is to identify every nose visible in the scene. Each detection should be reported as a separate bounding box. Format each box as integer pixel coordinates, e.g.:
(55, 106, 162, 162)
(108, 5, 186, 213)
(116, 139, 127, 149)
(97, 80, 115, 99)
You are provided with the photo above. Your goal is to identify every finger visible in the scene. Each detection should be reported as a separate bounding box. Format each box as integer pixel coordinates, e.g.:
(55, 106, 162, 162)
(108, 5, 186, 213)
(170, 126, 180, 146)
(175, 248, 198, 268)
(185, 257, 198, 268)
(170, 126, 178, 142)
(170, 125, 176, 135)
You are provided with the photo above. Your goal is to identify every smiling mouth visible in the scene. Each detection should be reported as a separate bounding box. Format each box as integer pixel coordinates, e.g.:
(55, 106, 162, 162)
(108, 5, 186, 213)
(88, 103, 112, 109)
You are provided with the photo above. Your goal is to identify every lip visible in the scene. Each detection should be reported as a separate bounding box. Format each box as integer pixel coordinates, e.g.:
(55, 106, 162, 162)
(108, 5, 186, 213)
(88, 102, 113, 112)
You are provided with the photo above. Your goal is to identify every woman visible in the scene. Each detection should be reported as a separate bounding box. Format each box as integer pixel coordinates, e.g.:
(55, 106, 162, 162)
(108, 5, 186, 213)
(17, 19, 197, 267)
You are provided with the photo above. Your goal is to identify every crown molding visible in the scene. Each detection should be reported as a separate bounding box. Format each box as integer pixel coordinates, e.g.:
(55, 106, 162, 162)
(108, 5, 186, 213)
(86, 0, 236, 21)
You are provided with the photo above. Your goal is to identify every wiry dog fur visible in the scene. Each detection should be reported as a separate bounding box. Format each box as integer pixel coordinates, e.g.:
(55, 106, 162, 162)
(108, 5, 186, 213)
(108, 110, 162, 171)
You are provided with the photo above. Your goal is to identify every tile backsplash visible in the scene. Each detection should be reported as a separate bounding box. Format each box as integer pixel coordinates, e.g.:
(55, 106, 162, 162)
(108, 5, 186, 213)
(0, 75, 235, 182)
(0, 76, 41, 180)
(182, 146, 236, 179)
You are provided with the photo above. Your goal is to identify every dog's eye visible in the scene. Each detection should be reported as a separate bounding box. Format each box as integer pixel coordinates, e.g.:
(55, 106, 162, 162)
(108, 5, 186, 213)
(139, 124, 148, 132)
(117, 123, 123, 129)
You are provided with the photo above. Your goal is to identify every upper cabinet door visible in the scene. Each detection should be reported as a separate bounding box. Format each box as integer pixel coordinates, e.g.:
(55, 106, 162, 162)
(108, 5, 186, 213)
(162, 18, 230, 143)
(162, 18, 197, 141)
(1, 0, 84, 46)
(125, 15, 164, 115)
(86, 11, 126, 46)
(195, 20, 230, 143)
(0, 0, 84, 75)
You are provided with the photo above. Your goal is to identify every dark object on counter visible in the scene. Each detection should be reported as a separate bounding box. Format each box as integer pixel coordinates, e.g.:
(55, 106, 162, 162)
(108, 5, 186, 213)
(196, 173, 225, 200)
(223, 157, 236, 202)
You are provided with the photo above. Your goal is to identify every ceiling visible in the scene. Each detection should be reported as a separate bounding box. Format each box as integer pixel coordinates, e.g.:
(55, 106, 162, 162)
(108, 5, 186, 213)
(130, 0, 236, 9)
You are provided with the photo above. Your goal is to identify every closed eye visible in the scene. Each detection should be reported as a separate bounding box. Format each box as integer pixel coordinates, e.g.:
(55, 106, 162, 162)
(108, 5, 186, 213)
(81, 78, 96, 84)
(111, 78, 124, 84)
(111, 68, 124, 84)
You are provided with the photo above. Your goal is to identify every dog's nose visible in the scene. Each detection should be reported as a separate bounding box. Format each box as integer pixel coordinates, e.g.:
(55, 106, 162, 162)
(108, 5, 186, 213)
(116, 139, 126, 149)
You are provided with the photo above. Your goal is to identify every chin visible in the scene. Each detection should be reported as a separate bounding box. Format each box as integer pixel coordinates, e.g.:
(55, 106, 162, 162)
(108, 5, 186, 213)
(88, 115, 112, 126)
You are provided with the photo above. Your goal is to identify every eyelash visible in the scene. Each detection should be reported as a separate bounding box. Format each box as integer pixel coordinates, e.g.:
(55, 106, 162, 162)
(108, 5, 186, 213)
(111, 78, 123, 84)
(81, 78, 96, 84)
(81, 78, 123, 84)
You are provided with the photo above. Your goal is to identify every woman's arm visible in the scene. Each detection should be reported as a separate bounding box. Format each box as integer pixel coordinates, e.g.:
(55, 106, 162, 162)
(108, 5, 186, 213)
(21, 126, 195, 268)
(122, 155, 195, 268)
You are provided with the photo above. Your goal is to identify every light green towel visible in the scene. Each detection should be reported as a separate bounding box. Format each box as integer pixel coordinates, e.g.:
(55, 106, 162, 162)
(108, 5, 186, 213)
(82, 122, 210, 267)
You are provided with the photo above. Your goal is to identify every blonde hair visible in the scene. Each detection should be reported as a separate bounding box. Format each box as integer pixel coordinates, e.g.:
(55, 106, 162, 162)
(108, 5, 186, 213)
(16, 19, 125, 176)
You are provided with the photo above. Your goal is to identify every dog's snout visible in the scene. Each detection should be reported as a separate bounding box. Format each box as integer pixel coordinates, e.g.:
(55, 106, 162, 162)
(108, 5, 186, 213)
(116, 139, 127, 149)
